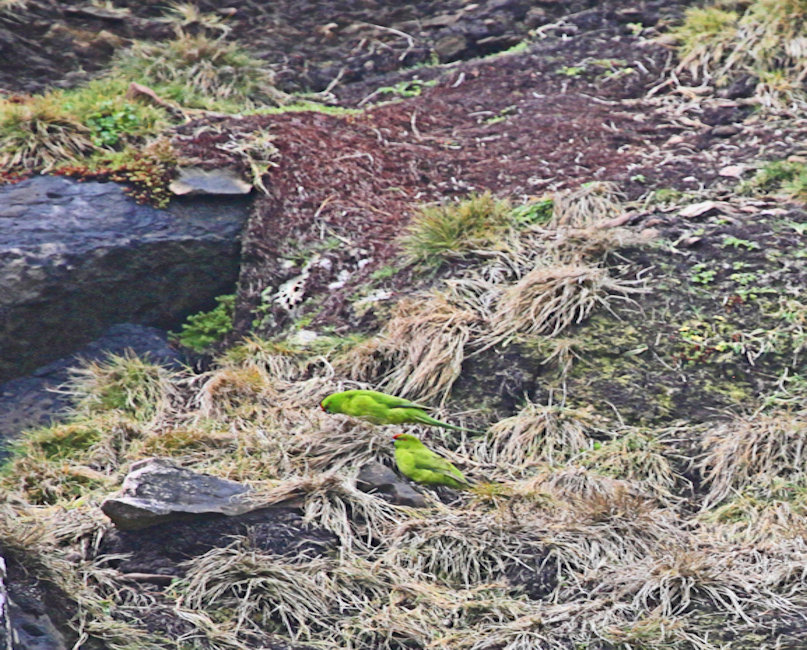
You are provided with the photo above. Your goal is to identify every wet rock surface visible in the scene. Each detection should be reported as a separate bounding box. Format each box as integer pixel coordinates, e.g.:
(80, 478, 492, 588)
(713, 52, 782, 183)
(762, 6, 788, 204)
(101, 457, 256, 530)
(0, 323, 183, 448)
(356, 461, 428, 507)
(100, 506, 338, 577)
(0, 175, 248, 383)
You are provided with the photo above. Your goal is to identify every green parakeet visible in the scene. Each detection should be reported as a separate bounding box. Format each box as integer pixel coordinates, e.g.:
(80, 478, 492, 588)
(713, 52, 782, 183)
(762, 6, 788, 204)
(392, 432, 473, 490)
(320, 389, 483, 434)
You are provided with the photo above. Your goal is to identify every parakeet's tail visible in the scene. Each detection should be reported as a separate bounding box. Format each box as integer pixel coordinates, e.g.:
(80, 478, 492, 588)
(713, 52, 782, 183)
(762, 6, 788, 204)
(440, 420, 487, 436)
(413, 411, 485, 435)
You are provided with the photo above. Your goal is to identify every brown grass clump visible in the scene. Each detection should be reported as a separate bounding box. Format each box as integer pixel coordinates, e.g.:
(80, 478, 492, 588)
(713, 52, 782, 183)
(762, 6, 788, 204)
(581, 427, 687, 501)
(219, 336, 303, 382)
(384, 510, 548, 590)
(697, 409, 807, 509)
(287, 415, 393, 473)
(1, 414, 142, 505)
(591, 544, 794, 624)
(549, 181, 624, 229)
(257, 473, 409, 555)
(670, 0, 807, 107)
(60, 353, 178, 423)
(192, 365, 278, 419)
(484, 262, 644, 347)
(372, 291, 481, 404)
(481, 403, 594, 471)
(703, 482, 807, 543)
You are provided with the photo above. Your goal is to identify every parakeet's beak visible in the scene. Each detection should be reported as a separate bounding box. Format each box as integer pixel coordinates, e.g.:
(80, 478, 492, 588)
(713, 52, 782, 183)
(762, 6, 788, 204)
(392, 433, 402, 440)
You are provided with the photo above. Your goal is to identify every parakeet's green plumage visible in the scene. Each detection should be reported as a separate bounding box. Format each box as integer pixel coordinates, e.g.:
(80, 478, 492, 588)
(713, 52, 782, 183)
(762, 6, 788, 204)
(392, 433, 473, 490)
(320, 389, 483, 434)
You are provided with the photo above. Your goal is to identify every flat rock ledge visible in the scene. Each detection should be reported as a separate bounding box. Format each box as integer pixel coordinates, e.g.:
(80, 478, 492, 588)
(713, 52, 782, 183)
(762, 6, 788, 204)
(101, 457, 256, 530)
(356, 461, 427, 508)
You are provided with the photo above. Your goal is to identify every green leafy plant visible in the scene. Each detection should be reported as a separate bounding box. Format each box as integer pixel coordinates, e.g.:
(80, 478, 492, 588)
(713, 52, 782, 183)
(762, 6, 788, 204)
(511, 197, 554, 226)
(174, 294, 235, 353)
(722, 235, 760, 250)
(83, 100, 145, 148)
(690, 263, 716, 285)
(375, 78, 437, 99)
(55, 138, 177, 207)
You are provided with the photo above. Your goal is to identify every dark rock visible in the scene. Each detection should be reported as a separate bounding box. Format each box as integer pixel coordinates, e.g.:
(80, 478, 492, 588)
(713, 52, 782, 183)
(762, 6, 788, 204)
(474, 34, 523, 55)
(7, 600, 66, 650)
(100, 506, 338, 576)
(434, 33, 469, 61)
(0, 550, 75, 650)
(711, 124, 741, 138)
(0, 175, 249, 382)
(615, 7, 646, 23)
(357, 461, 428, 507)
(101, 458, 256, 530)
(524, 7, 549, 29)
(0, 557, 10, 650)
(0, 324, 183, 448)
(718, 75, 758, 100)
(421, 13, 461, 29)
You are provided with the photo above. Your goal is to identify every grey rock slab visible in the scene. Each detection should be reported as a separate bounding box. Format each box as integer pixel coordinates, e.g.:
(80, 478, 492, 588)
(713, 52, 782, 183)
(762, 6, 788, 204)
(356, 461, 427, 507)
(0, 557, 10, 650)
(169, 167, 253, 196)
(0, 324, 183, 449)
(0, 174, 249, 381)
(101, 457, 255, 530)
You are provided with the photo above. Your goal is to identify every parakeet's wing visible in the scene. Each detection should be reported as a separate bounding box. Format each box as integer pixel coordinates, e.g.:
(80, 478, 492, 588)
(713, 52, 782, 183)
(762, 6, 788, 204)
(376, 393, 433, 411)
(412, 449, 472, 485)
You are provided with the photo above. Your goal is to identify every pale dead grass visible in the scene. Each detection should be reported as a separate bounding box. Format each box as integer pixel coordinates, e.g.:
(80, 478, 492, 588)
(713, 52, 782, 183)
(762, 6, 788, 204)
(549, 181, 624, 229)
(483, 262, 645, 347)
(697, 409, 807, 509)
(383, 509, 547, 589)
(581, 427, 688, 501)
(370, 291, 481, 404)
(480, 403, 595, 471)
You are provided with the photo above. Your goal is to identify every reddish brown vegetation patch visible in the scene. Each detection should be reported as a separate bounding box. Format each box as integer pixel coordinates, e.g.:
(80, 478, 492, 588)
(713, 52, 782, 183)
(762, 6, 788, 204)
(230, 29, 686, 336)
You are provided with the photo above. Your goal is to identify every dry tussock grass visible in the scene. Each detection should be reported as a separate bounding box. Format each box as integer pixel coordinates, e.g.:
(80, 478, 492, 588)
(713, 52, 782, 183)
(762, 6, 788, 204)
(256, 473, 409, 555)
(697, 409, 807, 509)
(0, 95, 97, 172)
(703, 486, 807, 543)
(61, 353, 179, 424)
(480, 403, 594, 471)
(581, 427, 688, 501)
(673, 0, 807, 107)
(384, 510, 547, 589)
(482, 262, 644, 348)
(370, 291, 480, 404)
(219, 336, 303, 382)
(191, 365, 279, 419)
(287, 415, 393, 473)
(549, 181, 624, 229)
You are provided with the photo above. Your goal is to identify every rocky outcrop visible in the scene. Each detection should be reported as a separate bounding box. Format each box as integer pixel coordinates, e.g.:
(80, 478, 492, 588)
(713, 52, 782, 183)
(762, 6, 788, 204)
(0, 557, 10, 650)
(0, 323, 183, 447)
(356, 461, 427, 507)
(101, 457, 257, 530)
(0, 175, 249, 382)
